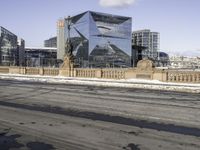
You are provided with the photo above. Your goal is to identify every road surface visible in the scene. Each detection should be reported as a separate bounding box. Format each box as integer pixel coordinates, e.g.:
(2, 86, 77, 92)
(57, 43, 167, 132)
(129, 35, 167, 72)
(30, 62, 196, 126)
(0, 79, 200, 150)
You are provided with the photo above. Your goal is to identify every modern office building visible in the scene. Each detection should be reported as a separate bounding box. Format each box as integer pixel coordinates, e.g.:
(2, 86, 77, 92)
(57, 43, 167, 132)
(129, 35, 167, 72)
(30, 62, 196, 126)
(132, 29, 160, 61)
(0, 26, 18, 66)
(57, 11, 132, 68)
(25, 47, 57, 67)
(17, 38, 25, 66)
(44, 36, 57, 48)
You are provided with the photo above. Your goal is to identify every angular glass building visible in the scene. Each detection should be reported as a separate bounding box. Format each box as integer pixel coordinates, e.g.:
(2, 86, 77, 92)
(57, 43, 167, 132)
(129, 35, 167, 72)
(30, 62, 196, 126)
(60, 11, 132, 68)
(0, 26, 18, 66)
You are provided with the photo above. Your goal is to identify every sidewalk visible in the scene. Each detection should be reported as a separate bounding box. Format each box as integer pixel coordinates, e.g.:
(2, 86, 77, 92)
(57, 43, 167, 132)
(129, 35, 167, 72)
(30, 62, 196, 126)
(0, 73, 200, 93)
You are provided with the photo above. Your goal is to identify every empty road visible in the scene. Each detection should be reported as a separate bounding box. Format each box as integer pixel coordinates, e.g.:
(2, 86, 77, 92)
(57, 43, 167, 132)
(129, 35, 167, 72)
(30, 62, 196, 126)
(0, 79, 200, 150)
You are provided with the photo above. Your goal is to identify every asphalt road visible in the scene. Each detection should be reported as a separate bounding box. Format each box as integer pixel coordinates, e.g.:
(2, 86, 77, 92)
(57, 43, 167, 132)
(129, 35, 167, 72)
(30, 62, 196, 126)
(0, 79, 200, 150)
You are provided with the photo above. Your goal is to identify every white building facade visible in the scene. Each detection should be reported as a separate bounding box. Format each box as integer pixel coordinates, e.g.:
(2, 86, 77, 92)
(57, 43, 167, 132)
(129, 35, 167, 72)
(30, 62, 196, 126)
(132, 29, 160, 61)
(170, 56, 200, 69)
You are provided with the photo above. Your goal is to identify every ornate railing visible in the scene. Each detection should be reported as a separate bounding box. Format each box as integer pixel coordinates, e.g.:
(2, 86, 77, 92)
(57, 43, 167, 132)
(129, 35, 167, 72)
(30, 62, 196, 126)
(101, 69, 126, 79)
(43, 68, 59, 76)
(26, 67, 40, 75)
(0, 65, 200, 83)
(166, 70, 200, 83)
(75, 69, 98, 78)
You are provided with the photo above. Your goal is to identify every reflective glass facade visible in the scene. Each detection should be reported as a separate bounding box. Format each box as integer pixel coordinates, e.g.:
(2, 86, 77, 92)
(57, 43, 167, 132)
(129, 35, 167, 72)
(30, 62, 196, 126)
(44, 36, 57, 48)
(65, 11, 132, 68)
(0, 26, 18, 66)
(25, 47, 57, 67)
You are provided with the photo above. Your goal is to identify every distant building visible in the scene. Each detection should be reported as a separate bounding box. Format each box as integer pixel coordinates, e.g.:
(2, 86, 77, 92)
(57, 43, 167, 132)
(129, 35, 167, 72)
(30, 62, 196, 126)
(132, 45, 147, 67)
(57, 11, 132, 68)
(0, 26, 18, 66)
(57, 19, 65, 61)
(132, 29, 160, 61)
(169, 56, 200, 69)
(17, 38, 25, 66)
(157, 52, 169, 67)
(44, 36, 57, 48)
(25, 47, 57, 67)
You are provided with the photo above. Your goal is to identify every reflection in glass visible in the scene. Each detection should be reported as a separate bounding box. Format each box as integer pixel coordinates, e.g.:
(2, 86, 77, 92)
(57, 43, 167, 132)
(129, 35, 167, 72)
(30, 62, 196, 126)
(65, 11, 132, 68)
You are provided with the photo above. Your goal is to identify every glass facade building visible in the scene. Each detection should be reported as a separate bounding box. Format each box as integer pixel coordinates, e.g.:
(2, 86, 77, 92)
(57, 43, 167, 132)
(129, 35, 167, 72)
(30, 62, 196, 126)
(17, 38, 25, 66)
(25, 47, 57, 67)
(58, 11, 132, 68)
(0, 26, 18, 66)
(44, 36, 57, 48)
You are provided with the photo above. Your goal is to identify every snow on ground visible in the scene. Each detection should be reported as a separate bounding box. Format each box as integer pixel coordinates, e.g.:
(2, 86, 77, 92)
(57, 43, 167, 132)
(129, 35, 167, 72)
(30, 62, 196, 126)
(0, 73, 200, 93)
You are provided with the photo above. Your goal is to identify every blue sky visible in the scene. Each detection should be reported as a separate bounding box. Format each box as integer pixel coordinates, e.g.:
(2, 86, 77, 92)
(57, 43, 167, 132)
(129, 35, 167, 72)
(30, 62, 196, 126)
(1, 0, 200, 56)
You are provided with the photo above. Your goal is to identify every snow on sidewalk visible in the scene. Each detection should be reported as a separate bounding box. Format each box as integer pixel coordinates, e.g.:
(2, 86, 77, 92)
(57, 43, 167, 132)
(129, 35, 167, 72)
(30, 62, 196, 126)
(0, 73, 200, 93)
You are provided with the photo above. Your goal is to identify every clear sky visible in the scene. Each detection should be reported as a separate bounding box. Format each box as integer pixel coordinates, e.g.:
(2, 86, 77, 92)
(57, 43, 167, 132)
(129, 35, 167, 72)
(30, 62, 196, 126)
(1, 0, 200, 56)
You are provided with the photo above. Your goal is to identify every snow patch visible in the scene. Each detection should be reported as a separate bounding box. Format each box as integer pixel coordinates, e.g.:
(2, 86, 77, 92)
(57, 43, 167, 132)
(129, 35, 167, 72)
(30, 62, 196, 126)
(0, 73, 200, 93)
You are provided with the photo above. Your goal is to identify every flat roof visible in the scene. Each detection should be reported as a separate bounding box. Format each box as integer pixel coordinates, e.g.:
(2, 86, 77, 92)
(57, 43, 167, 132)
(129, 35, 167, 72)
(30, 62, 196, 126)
(25, 47, 57, 50)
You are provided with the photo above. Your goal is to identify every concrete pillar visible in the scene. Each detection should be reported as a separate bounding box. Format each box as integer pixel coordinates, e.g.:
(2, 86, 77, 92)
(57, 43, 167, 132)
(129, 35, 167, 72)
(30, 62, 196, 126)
(96, 69, 102, 78)
(39, 68, 44, 75)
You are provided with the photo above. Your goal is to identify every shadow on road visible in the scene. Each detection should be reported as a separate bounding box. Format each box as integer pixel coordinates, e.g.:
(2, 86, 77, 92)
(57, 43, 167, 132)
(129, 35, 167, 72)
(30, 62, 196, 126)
(0, 100, 200, 137)
(0, 128, 55, 150)
(27, 141, 55, 150)
(123, 143, 141, 150)
(0, 129, 24, 150)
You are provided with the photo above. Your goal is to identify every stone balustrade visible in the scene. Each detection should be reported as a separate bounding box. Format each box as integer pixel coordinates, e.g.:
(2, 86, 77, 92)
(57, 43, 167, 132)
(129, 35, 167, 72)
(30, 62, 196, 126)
(167, 70, 200, 83)
(73, 68, 126, 79)
(1, 59, 200, 84)
(0, 66, 9, 73)
(26, 67, 40, 75)
(43, 68, 59, 76)
(101, 69, 126, 79)
(75, 69, 98, 78)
